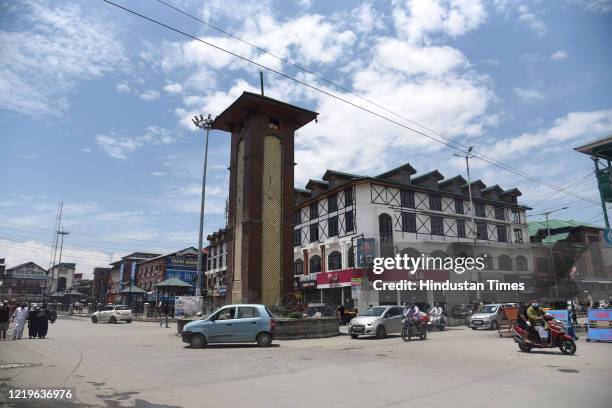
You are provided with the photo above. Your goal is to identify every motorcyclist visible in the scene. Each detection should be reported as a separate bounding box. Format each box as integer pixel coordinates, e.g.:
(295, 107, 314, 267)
(430, 303, 443, 326)
(527, 301, 548, 342)
(404, 301, 421, 330)
(517, 301, 532, 343)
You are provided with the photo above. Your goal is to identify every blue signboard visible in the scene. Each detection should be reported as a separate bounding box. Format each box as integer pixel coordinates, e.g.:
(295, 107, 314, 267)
(119, 263, 125, 289)
(356, 238, 376, 268)
(130, 262, 136, 284)
(587, 309, 612, 342)
(547, 310, 576, 339)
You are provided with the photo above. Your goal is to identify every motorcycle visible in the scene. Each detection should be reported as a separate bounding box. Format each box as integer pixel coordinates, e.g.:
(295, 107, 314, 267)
(428, 314, 446, 331)
(512, 313, 576, 355)
(401, 314, 428, 341)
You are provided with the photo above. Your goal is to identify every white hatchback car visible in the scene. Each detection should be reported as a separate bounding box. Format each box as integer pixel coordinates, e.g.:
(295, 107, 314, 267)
(91, 305, 132, 324)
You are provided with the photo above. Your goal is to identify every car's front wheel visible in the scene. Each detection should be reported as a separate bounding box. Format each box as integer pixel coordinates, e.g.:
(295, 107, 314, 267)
(110, 316, 117, 324)
(256, 332, 272, 347)
(376, 325, 386, 339)
(91, 315, 97, 324)
(190, 333, 206, 349)
(350, 334, 359, 339)
(126, 319, 132, 323)
(491, 321, 499, 331)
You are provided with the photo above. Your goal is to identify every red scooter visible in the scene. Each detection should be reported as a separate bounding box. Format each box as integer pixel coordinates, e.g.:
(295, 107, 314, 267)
(512, 313, 576, 355)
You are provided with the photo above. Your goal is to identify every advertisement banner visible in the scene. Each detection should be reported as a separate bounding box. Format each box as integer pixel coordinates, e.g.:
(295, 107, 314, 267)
(130, 262, 136, 284)
(587, 309, 612, 342)
(174, 296, 203, 317)
(356, 238, 376, 268)
(119, 263, 124, 289)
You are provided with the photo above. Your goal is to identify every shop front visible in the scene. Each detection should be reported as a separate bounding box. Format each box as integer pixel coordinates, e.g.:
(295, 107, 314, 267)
(315, 269, 362, 309)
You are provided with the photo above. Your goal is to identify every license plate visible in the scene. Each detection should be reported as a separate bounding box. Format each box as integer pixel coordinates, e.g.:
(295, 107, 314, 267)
(473, 320, 483, 325)
(352, 326, 365, 333)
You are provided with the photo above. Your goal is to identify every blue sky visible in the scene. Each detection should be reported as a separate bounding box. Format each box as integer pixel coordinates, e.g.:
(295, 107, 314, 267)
(1, 0, 612, 276)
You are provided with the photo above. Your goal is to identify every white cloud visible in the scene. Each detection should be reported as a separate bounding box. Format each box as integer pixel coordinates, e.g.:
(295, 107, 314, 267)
(485, 109, 612, 158)
(551, 50, 568, 61)
(163, 82, 183, 94)
(577, 0, 612, 13)
(81, 148, 92, 153)
(151, 171, 166, 177)
(517, 4, 547, 35)
(115, 82, 131, 93)
(0, 0, 126, 117)
(374, 39, 466, 76)
(95, 127, 178, 159)
(513, 87, 545, 102)
(139, 90, 160, 101)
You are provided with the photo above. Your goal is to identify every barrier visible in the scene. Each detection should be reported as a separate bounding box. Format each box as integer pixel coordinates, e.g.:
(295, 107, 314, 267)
(586, 309, 612, 343)
(547, 309, 577, 340)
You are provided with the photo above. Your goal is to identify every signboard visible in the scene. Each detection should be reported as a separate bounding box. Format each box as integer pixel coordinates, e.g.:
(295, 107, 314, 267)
(168, 250, 198, 270)
(130, 262, 136, 284)
(596, 167, 612, 203)
(587, 309, 612, 342)
(603, 229, 612, 247)
(174, 296, 203, 317)
(356, 238, 376, 268)
(119, 263, 125, 289)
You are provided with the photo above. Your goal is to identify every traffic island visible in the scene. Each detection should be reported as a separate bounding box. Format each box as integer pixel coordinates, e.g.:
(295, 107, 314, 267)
(275, 317, 340, 340)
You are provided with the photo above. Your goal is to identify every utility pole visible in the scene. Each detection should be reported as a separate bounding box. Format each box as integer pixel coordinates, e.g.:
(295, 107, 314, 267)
(192, 113, 214, 296)
(532, 206, 568, 298)
(454, 147, 479, 301)
(56, 227, 70, 292)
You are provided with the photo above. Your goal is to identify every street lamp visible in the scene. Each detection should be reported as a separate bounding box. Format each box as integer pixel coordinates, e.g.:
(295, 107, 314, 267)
(192, 114, 214, 296)
(531, 206, 569, 298)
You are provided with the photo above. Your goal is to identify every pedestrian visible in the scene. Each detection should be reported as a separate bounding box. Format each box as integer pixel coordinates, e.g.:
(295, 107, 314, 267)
(28, 303, 39, 339)
(0, 300, 10, 340)
(338, 305, 345, 325)
(37, 304, 50, 339)
(160, 301, 169, 328)
(11, 303, 28, 340)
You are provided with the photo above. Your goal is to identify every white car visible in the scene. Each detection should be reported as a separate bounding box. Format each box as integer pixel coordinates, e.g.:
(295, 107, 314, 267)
(91, 305, 132, 324)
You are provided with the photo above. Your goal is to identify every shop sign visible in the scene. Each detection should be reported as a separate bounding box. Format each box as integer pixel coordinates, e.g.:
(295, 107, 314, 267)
(356, 238, 376, 268)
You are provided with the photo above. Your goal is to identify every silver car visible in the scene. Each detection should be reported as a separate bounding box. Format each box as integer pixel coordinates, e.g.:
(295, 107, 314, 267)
(181, 304, 277, 348)
(469, 304, 503, 330)
(348, 306, 404, 339)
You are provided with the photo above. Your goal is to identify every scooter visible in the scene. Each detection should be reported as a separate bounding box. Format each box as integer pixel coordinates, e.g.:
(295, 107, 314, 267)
(512, 313, 576, 355)
(428, 314, 446, 331)
(401, 314, 428, 341)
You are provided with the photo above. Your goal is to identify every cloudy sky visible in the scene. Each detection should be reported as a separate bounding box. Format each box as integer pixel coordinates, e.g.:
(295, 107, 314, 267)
(1, 0, 611, 277)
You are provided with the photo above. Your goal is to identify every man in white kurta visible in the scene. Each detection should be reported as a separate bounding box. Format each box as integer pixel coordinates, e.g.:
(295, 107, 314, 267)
(12, 304, 28, 340)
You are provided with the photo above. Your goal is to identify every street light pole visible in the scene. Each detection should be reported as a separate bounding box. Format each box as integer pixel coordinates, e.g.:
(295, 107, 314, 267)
(192, 114, 214, 297)
(532, 206, 569, 298)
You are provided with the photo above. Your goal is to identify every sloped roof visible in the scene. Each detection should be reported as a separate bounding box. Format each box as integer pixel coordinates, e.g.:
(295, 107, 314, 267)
(120, 285, 146, 294)
(412, 170, 444, 183)
(6, 261, 47, 272)
(153, 277, 193, 287)
(376, 163, 417, 179)
(322, 169, 363, 181)
(528, 219, 603, 237)
(541, 232, 570, 245)
(439, 175, 467, 186)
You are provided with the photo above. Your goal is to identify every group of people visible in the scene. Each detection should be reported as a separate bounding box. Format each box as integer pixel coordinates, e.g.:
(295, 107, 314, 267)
(0, 301, 55, 340)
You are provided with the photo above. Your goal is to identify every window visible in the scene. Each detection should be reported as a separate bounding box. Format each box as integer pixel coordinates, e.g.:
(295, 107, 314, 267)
(497, 225, 508, 242)
(238, 307, 260, 318)
(494, 207, 505, 220)
(431, 216, 444, 236)
(401, 212, 416, 233)
(328, 194, 338, 212)
(401, 190, 415, 208)
(309, 203, 318, 219)
(294, 210, 301, 225)
(344, 188, 354, 207)
(429, 194, 442, 211)
(516, 255, 528, 272)
(514, 228, 523, 243)
(379, 214, 393, 242)
(328, 216, 338, 237)
(455, 199, 464, 214)
(309, 224, 319, 243)
(512, 210, 521, 224)
(480, 254, 493, 270)
(214, 307, 236, 320)
(588, 235, 602, 260)
(293, 259, 304, 276)
(294, 228, 301, 247)
(457, 219, 466, 238)
(498, 255, 513, 271)
(328, 251, 342, 270)
(476, 221, 487, 240)
(345, 212, 354, 232)
(474, 202, 485, 217)
(310, 255, 321, 273)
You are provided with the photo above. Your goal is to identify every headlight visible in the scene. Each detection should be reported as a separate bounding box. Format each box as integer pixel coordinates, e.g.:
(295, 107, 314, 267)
(366, 322, 373, 326)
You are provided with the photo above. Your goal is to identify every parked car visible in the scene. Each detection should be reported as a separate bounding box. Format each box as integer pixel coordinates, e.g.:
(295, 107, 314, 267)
(451, 304, 473, 320)
(91, 304, 132, 324)
(181, 304, 277, 348)
(468, 304, 503, 330)
(348, 305, 404, 339)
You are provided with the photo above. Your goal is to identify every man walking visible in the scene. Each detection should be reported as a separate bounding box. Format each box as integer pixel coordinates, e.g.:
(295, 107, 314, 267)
(12, 303, 28, 340)
(160, 301, 169, 328)
(0, 301, 10, 340)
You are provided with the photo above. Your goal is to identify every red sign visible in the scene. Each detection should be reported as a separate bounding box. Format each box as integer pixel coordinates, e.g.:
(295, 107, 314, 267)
(316, 269, 363, 289)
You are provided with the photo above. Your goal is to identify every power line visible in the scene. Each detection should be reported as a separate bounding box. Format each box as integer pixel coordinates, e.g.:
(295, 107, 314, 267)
(100, 0, 603, 210)
(150, 0, 603, 210)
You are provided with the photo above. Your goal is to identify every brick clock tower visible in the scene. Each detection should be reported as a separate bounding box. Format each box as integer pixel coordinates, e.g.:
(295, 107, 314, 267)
(212, 92, 318, 305)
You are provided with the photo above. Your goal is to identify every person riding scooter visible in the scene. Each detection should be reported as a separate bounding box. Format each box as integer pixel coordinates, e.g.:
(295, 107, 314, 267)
(429, 303, 444, 330)
(517, 301, 532, 343)
(527, 301, 548, 343)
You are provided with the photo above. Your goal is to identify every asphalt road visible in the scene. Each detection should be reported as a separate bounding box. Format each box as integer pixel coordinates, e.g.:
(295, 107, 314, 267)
(0, 316, 611, 408)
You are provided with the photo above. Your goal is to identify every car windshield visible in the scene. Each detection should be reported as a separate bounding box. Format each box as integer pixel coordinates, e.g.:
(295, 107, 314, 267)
(454, 304, 471, 311)
(361, 307, 386, 316)
(481, 305, 499, 313)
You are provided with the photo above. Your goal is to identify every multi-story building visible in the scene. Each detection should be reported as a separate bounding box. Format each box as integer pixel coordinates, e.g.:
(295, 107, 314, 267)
(135, 247, 199, 302)
(204, 228, 228, 307)
(293, 163, 533, 313)
(107, 252, 159, 304)
(529, 220, 612, 301)
(49, 262, 76, 293)
(92, 267, 111, 304)
(1, 262, 48, 302)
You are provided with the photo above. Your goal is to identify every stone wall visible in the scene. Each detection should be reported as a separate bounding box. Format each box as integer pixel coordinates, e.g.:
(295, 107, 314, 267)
(275, 317, 340, 340)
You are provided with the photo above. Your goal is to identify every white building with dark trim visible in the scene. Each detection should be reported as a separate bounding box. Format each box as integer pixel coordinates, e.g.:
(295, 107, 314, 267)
(293, 163, 534, 313)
